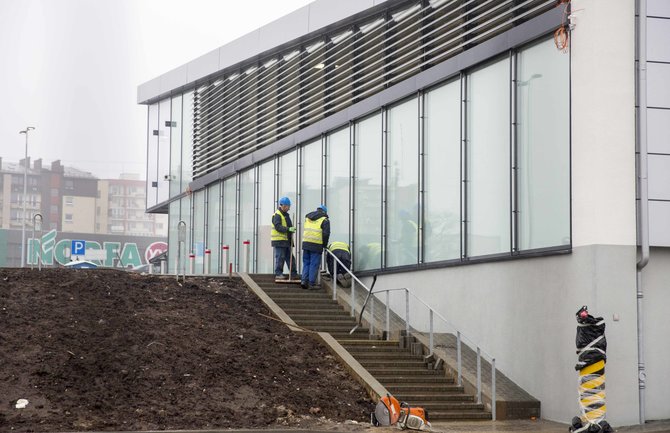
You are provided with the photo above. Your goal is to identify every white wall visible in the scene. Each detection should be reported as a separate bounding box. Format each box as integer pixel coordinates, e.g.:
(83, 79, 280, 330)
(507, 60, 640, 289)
(571, 0, 637, 248)
(361, 245, 640, 425)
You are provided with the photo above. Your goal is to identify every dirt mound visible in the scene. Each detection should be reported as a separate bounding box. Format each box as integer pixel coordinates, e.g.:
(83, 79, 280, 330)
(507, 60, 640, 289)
(0, 268, 373, 432)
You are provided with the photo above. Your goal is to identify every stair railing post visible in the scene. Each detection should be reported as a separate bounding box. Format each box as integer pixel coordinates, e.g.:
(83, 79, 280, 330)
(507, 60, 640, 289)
(332, 260, 337, 301)
(351, 278, 356, 317)
(457, 331, 462, 386)
(385, 290, 390, 341)
(429, 309, 434, 355)
(492, 358, 497, 420)
(405, 288, 410, 336)
(369, 293, 375, 336)
(476, 347, 482, 404)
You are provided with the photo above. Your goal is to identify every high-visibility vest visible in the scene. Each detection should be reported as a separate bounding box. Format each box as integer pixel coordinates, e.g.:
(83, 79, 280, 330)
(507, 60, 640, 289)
(271, 210, 289, 242)
(303, 216, 326, 245)
(328, 241, 350, 254)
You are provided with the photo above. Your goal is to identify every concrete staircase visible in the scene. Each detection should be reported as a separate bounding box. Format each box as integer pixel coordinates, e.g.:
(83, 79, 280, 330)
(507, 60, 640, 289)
(251, 274, 491, 421)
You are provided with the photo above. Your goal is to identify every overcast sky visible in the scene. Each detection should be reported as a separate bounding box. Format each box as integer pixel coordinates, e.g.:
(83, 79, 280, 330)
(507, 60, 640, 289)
(0, 0, 314, 179)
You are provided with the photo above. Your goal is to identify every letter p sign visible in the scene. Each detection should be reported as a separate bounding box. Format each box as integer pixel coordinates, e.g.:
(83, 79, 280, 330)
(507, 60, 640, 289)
(71, 240, 86, 257)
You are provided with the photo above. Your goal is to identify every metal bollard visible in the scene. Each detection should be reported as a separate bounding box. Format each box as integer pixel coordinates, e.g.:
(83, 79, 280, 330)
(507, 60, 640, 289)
(149, 262, 154, 274)
(189, 253, 195, 274)
(160, 259, 167, 274)
(204, 249, 211, 274)
(243, 240, 250, 273)
(222, 245, 229, 275)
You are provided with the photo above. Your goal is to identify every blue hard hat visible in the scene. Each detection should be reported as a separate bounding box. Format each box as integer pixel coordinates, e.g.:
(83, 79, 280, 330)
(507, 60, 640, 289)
(279, 197, 291, 206)
(318, 204, 328, 213)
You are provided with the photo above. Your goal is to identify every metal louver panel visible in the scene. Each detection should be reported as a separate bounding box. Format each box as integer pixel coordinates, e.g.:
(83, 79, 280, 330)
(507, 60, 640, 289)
(191, 0, 554, 179)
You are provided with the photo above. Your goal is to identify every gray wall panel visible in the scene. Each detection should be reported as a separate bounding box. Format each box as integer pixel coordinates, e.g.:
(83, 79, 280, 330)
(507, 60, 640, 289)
(648, 154, 670, 200)
(648, 0, 670, 17)
(159, 64, 189, 96)
(649, 200, 670, 246)
(187, 49, 220, 84)
(138, 78, 161, 104)
(648, 18, 670, 63)
(648, 108, 670, 154)
(308, 0, 375, 32)
(648, 62, 670, 108)
(260, 7, 309, 53)
(218, 31, 261, 71)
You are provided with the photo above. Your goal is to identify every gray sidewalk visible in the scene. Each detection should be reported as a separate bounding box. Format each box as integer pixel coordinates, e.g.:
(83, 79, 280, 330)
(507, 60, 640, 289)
(429, 419, 670, 433)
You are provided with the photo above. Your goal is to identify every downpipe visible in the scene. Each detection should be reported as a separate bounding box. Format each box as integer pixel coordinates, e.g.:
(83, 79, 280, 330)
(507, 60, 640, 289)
(636, 0, 649, 424)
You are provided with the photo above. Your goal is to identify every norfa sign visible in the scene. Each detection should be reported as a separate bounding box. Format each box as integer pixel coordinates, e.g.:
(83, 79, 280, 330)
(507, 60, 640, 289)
(27, 229, 167, 268)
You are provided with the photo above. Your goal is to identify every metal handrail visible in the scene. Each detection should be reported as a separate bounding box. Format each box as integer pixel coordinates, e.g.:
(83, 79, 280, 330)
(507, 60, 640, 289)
(322, 248, 497, 420)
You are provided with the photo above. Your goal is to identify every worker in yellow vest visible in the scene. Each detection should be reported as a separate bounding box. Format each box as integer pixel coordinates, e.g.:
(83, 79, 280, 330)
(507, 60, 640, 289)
(326, 242, 352, 288)
(271, 196, 299, 281)
(301, 205, 330, 290)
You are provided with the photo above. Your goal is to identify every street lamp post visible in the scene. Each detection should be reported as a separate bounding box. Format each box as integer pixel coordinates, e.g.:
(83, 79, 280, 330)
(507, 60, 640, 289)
(19, 126, 35, 268)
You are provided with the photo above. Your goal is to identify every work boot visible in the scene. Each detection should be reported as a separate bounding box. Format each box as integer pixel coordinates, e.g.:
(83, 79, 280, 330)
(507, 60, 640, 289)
(308, 284, 321, 291)
(301, 281, 309, 290)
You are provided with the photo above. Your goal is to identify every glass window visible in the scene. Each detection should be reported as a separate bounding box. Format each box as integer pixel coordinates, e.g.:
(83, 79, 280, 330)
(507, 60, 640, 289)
(238, 169, 255, 272)
(192, 189, 205, 274)
(424, 80, 461, 262)
(168, 200, 179, 273)
(146, 103, 159, 209)
(221, 176, 237, 273)
(157, 99, 171, 204)
(181, 196, 192, 272)
(278, 150, 297, 252)
(169, 95, 183, 198)
(517, 39, 570, 250)
(257, 160, 275, 273)
(326, 127, 350, 246)
(354, 113, 382, 271)
(466, 58, 511, 257)
(206, 182, 221, 273)
(181, 91, 194, 193)
(301, 139, 322, 221)
(386, 98, 419, 267)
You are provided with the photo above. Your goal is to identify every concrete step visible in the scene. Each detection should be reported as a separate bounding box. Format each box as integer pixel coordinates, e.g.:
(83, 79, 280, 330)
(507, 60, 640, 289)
(280, 304, 345, 312)
(393, 393, 473, 402)
(331, 332, 374, 340)
(266, 292, 332, 299)
(289, 312, 353, 319)
(428, 411, 491, 421)
(376, 375, 454, 384)
(272, 299, 340, 306)
(386, 384, 462, 393)
(357, 359, 429, 368)
(404, 402, 485, 412)
(366, 368, 444, 376)
(294, 321, 359, 329)
(301, 325, 366, 333)
(340, 340, 400, 347)
(351, 352, 422, 360)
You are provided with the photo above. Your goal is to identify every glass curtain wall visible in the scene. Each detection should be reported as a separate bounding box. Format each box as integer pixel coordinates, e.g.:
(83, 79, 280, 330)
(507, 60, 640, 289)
(238, 169, 255, 272)
(157, 99, 171, 204)
(386, 98, 419, 267)
(206, 182, 221, 273)
(181, 195, 192, 269)
(424, 80, 461, 262)
(168, 200, 179, 272)
(192, 189, 205, 273)
(354, 113, 382, 271)
(301, 139, 322, 220)
(278, 151, 298, 265)
(257, 161, 275, 273)
(326, 127, 350, 245)
(466, 58, 511, 257)
(146, 103, 159, 209)
(181, 91, 194, 193)
(222, 176, 237, 273)
(517, 39, 570, 250)
(169, 95, 183, 198)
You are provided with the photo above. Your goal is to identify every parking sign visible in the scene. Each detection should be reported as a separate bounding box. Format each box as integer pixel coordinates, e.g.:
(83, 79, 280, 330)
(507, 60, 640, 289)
(71, 240, 86, 257)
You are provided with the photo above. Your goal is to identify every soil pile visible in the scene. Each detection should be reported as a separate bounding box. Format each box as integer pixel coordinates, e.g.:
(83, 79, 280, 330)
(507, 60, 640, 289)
(0, 268, 373, 432)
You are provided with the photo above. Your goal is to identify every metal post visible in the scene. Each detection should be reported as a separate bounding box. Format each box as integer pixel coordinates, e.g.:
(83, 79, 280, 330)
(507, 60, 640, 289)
(160, 259, 167, 274)
(204, 249, 211, 274)
(177, 220, 186, 281)
(457, 331, 462, 386)
(370, 293, 375, 336)
(386, 290, 390, 341)
(332, 260, 337, 301)
(405, 289, 410, 336)
(429, 309, 434, 355)
(31, 213, 42, 271)
(350, 278, 356, 317)
(476, 347, 482, 404)
(492, 358, 497, 420)
(243, 240, 250, 273)
(19, 127, 35, 268)
(149, 261, 154, 274)
(222, 245, 229, 275)
(189, 253, 195, 274)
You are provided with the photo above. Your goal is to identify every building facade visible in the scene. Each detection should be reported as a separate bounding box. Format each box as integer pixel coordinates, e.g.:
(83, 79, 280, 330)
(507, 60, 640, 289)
(138, 0, 670, 425)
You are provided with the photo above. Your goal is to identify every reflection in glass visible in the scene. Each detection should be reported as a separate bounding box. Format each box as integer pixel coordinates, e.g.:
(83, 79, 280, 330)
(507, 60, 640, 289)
(467, 58, 510, 256)
(424, 80, 461, 262)
(222, 176, 237, 273)
(517, 39, 570, 250)
(169, 95, 183, 198)
(301, 139, 322, 219)
(257, 161, 275, 273)
(354, 114, 382, 271)
(157, 99, 171, 204)
(168, 200, 179, 273)
(239, 169, 255, 272)
(278, 150, 298, 263)
(146, 103, 158, 209)
(192, 189, 205, 274)
(180, 196, 192, 273)
(326, 127, 350, 246)
(181, 91, 194, 193)
(387, 98, 419, 267)
(206, 182, 221, 273)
